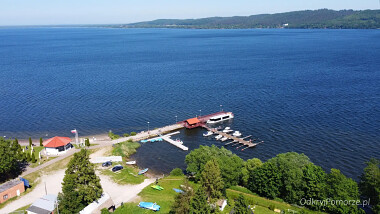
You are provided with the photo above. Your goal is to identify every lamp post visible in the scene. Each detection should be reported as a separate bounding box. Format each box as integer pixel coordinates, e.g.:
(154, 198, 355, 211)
(147, 122, 150, 132)
(220, 105, 223, 112)
(175, 115, 177, 123)
(199, 110, 202, 117)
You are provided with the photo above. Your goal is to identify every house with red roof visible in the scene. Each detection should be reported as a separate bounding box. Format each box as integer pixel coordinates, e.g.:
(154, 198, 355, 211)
(43, 136, 73, 155)
(184, 117, 202, 129)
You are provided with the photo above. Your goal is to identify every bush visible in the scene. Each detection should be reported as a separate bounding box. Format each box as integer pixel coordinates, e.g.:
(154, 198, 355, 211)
(100, 208, 110, 214)
(108, 131, 120, 140)
(170, 168, 184, 176)
(85, 138, 90, 147)
(269, 204, 275, 211)
(123, 133, 129, 137)
(130, 132, 136, 136)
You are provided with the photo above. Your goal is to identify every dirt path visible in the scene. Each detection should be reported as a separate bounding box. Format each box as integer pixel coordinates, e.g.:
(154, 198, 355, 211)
(0, 170, 65, 214)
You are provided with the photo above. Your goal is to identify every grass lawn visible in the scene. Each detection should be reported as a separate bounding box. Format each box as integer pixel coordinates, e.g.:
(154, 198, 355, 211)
(226, 186, 326, 214)
(114, 176, 190, 214)
(99, 163, 145, 185)
(112, 140, 140, 158)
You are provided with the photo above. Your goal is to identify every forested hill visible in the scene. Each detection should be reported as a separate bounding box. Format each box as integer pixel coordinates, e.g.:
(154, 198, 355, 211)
(121, 9, 380, 29)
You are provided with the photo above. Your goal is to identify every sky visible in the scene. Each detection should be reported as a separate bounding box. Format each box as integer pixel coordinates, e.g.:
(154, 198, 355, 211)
(0, 0, 379, 26)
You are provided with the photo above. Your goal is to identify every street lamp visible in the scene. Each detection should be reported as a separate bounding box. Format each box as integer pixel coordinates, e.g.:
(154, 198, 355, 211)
(220, 105, 223, 112)
(147, 122, 150, 132)
(175, 115, 178, 123)
(199, 110, 202, 117)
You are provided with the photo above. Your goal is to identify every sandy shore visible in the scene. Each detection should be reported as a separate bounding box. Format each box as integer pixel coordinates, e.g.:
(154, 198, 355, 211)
(15, 133, 110, 146)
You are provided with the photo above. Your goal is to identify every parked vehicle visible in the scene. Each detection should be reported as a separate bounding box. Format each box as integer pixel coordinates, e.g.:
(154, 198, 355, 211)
(112, 165, 123, 172)
(102, 161, 112, 167)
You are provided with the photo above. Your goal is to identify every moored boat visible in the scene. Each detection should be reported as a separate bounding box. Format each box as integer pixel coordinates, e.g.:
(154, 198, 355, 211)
(207, 112, 234, 124)
(221, 137, 229, 141)
(232, 131, 242, 137)
(138, 168, 149, 175)
(126, 161, 136, 165)
(223, 127, 233, 133)
(215, 135, 223, 140)
(138, 202, 160, 211)
(203, 131, 213, 137)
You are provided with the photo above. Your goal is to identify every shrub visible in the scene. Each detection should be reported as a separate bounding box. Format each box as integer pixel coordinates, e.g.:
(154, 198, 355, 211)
(130, 132, 137, 136)
(123, 133, 130, 137)
(170, 168, 184, 176)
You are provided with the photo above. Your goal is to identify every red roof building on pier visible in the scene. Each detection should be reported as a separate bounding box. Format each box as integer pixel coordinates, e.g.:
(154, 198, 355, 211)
(184, 117, 202, 129)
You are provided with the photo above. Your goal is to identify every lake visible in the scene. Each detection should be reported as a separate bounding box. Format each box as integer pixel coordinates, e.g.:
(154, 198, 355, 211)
(0, 28, 379, 179)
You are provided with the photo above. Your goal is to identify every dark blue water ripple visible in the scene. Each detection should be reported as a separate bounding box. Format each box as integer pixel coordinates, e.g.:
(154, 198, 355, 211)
(0, 28, 379, 180)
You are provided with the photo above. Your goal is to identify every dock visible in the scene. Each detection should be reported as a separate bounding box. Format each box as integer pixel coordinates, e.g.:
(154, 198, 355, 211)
(149, 131, 189, 151)
(202, 125, 261, 149)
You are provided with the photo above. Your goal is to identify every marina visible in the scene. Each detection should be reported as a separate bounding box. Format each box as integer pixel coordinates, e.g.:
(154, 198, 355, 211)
(134, 111, 262, 151)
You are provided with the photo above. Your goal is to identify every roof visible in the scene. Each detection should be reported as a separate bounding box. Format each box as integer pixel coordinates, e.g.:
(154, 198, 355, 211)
(27, 194, 57, 214)
(43, 136, 71, 148)
(0, 179, 23, 193)
(79, 193, 110, 214)
(26, 205, 51, 214)
(186, 117, 200, 125)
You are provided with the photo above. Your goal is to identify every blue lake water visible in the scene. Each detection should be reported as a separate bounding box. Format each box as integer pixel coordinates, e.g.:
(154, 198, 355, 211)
(0, 28, 379, 179)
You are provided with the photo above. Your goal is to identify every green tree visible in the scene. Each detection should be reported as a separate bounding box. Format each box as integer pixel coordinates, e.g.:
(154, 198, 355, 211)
(0, 138, 23, 182)
(241, 158, 262, 186)
(325, 168, 361, 214)
(186, 145, 243, 187)
(40, 137, 43, 147)
(233, 194, 250, 214)
(85, 138, 90, 147)
(302, 163, 327, 210)
(170, 168, 184, 176)
(170, 179, 194, 214)
(359, 158, 380, 213)
(190, 187, 210, 214)
(201, 159, 224, 201)
(100, 208, 110, 214)
(58, 149, 103, 213)
(31, 152, 37, 163)
(248, 161, 281, 199)
(29, 137, 32, 147)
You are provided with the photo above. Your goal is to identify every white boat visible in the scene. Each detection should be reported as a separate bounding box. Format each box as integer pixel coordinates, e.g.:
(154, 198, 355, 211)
(232, 131, 242, 137)
(221, 137, 229, 141)
(203, 131, 213, 137)
(175, 139, 183, 144)
(223, 127, 233, 133)
(126, 161, 136, 165)
(207, 112, 234, 124)
(215, 135, 223, 140)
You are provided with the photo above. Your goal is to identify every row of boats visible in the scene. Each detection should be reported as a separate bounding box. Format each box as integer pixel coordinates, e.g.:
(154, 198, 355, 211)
(203, 127, 242, 142)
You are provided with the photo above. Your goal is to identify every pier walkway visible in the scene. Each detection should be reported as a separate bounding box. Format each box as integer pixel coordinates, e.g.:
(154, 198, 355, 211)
(202, 125, 261, 148)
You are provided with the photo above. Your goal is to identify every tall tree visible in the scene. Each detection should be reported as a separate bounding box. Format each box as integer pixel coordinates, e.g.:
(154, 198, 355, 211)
(359, 158, 380, 213)
(170, 179, 194, 214)
(241, 158, 262, 186)
(201, 159, 224, 201)
(302, 163, 327, 211)
(325, 168, 361, 214)
(190, 187, 210, 214)
(58, 149, 103, 213)
(186, 145, 243, 187)
(233, 194, 250, 214)
(39, 137, 43, 147)
(29, 137, 32, 147)
(0, 138, 23, 182)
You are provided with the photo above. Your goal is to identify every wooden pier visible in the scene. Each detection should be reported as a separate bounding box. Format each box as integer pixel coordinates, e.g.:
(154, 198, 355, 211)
(202, 125, 261, 149)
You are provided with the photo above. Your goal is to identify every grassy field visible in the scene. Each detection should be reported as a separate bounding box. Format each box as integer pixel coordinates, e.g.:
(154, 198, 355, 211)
(226, 186, 326, 214)
(114, 176, 189, 214)
(112, 140, 140, 158)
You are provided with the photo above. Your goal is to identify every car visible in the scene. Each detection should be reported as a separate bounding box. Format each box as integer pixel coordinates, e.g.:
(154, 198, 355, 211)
(112, 165, 123, 172)
(102, 161, 112, 167)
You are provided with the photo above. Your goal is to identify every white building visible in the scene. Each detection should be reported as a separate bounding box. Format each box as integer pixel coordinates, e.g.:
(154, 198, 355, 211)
(43, 136, 73, 155)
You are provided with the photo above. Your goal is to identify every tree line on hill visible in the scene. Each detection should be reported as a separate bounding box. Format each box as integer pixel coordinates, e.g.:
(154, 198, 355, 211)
(175, 145, 380, 214)
(119, 9, 380, 29)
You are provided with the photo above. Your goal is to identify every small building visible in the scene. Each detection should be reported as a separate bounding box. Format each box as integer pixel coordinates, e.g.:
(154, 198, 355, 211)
(184, 117, 201, 129)
(43, 136, 73, 155)
(0, 179, 25, 204)
(26, 194, 57, 214)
